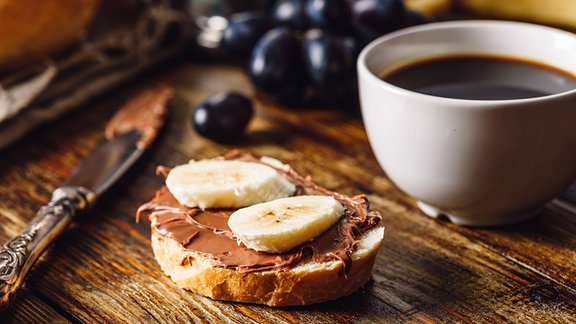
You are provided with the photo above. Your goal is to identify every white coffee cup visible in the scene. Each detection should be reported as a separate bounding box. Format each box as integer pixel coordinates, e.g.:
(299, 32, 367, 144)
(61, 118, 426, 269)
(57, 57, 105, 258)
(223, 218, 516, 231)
(358, 20, 576, 226)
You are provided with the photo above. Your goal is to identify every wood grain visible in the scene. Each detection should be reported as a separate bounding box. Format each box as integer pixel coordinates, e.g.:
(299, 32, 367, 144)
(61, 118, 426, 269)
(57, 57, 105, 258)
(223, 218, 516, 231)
(0, 59, 575, 323)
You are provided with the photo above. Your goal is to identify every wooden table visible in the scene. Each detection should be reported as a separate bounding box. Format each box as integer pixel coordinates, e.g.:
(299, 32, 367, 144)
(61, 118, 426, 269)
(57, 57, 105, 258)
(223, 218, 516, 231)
(1, 57, 575, 323)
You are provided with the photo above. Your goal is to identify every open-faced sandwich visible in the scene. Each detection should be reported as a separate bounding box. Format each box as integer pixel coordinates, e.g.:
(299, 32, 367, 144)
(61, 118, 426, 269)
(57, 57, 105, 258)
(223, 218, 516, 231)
(137, 151, 384, 306)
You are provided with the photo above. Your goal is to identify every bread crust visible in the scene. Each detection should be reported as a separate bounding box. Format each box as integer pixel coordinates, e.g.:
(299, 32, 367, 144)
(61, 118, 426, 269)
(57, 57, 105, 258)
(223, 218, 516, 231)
(0, 0, 99, 72)
(151, 224, 384, 306)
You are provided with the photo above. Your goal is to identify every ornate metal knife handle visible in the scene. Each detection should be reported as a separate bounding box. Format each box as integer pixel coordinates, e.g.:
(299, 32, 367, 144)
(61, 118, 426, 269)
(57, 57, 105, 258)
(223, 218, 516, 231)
(0, 186, 94, 311)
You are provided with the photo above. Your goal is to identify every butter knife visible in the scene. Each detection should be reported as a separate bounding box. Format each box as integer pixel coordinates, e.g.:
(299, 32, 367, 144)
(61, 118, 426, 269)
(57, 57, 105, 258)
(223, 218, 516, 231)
(0, 84, 174, 311)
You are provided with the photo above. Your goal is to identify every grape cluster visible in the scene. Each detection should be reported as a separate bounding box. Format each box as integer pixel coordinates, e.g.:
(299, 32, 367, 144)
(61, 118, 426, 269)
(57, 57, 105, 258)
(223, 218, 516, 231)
(220, 0, 432, 108)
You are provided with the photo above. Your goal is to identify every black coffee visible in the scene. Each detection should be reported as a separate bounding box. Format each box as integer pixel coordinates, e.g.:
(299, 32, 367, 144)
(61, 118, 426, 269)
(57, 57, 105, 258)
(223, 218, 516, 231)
(382, 55, 576, 100)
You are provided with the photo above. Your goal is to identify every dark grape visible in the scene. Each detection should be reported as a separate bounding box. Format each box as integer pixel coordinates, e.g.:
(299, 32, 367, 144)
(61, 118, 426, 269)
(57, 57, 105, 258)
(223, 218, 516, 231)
(302, 29, 358, 107)
(336, 32, 362, 62)
(248, 27, 307, 105)
(233, 0, 436, 109)
(302, 29, 356, 87)
(351, 0, 406, 34)
(271, 0, 308, 30)
(221, 11, 275, 57)
(305, 0, 351, 31)
(192, 92, 254, 142)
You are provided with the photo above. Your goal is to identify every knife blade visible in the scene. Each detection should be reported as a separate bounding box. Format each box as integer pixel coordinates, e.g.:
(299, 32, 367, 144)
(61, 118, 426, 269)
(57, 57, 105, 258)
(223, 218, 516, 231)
(0, 84, 174, 311)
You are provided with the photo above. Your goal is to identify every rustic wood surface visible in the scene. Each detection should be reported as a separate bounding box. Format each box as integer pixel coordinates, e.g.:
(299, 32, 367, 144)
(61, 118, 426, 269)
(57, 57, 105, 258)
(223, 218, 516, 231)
(1, 57, 575, 323)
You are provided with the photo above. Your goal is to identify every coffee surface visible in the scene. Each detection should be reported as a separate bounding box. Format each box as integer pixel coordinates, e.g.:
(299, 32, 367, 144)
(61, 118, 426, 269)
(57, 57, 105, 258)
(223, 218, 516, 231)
(382, 55, 576, 100)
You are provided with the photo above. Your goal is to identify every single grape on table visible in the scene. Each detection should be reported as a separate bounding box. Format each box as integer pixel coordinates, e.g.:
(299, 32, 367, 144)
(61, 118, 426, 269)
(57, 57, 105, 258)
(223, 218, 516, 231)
(192, 92, 254, 143)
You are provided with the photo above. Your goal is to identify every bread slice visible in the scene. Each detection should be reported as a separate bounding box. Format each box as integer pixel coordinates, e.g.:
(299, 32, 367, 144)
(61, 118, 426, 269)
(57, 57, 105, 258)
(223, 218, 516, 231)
(139, 151, 385, 306)
(151, 223, 384, 306)
(0, 0, 98, 73)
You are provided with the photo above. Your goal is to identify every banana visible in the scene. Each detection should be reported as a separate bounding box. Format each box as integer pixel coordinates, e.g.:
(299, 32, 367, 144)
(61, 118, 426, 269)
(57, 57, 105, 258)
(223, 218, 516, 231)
(455, 0, 576, 31)
(165, 159, 296, 209)
(405, 0, 453, 17)
(228, 195, 345, 253)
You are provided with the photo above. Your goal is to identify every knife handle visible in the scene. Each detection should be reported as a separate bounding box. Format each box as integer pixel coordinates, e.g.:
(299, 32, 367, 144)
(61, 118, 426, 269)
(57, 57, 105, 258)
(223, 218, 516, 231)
(0, 186, 94, 311)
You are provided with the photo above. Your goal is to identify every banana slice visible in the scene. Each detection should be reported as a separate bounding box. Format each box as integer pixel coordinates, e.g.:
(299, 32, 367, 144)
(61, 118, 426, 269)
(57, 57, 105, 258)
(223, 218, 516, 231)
(165, 159, 296, 209)
(228, 195, 345, 253)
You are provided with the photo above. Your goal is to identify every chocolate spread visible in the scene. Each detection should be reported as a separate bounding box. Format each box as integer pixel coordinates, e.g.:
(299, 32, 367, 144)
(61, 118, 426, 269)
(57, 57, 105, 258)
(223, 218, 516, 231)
(137, 151, 382, 274)
(105, 84, 173, 149)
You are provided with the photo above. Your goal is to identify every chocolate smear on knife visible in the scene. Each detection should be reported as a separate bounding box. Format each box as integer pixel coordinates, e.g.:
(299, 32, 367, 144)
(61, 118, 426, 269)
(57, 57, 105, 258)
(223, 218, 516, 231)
(105, 84, 174, 149)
